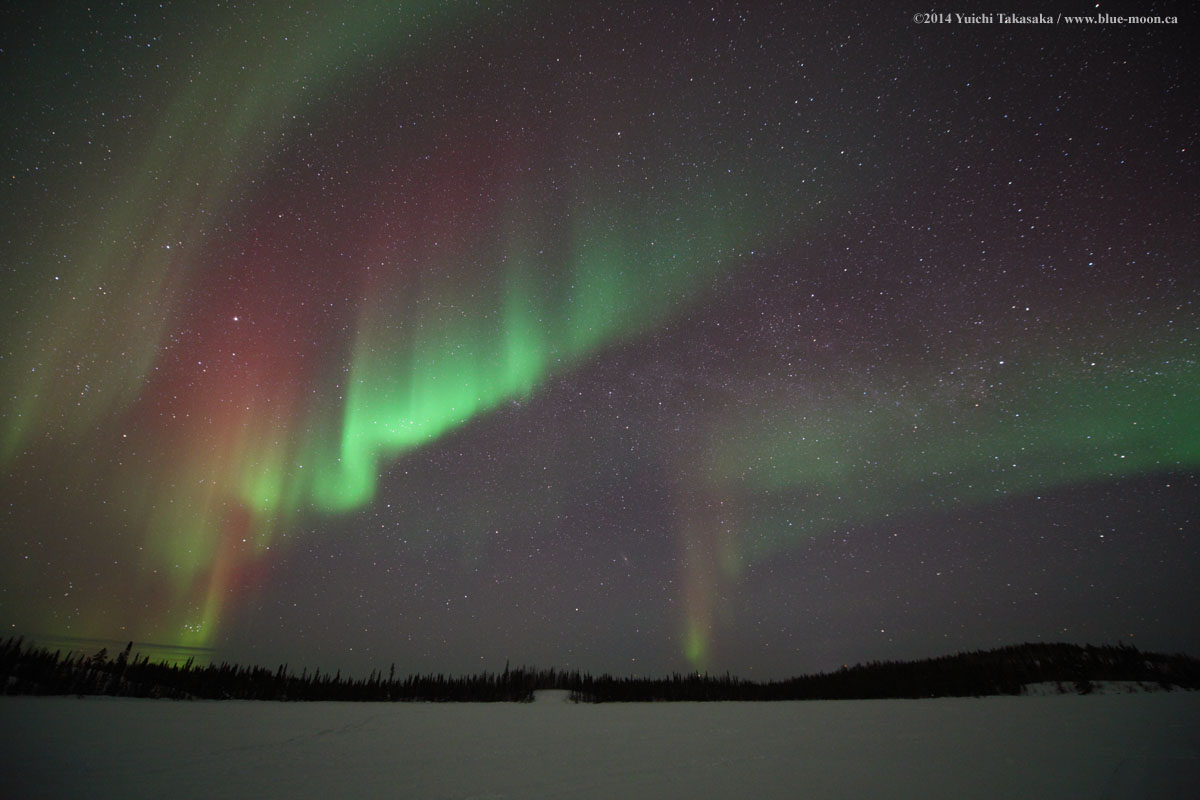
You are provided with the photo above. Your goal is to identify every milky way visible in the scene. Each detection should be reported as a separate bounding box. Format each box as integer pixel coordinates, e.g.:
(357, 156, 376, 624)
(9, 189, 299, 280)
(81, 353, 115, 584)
(1, 1, 1196, 677)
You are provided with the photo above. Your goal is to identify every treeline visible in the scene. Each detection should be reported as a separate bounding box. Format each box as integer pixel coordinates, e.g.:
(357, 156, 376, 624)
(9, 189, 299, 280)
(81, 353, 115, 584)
(2, 638, 1197, 702)
(572, 642, 1200, 701)
(0, 639, 573, 701)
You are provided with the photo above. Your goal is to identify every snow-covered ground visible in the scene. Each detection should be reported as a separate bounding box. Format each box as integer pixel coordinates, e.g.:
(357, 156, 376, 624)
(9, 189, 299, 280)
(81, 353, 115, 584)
(3, 692, 1198, 798)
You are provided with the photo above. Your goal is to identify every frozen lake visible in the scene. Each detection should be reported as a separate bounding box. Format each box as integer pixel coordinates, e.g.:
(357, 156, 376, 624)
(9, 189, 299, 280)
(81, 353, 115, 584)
(3, 691, 1198, 798)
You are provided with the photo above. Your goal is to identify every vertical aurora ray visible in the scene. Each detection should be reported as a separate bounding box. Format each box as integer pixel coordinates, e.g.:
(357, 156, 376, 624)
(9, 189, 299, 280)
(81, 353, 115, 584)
(675, 485, 745, 671)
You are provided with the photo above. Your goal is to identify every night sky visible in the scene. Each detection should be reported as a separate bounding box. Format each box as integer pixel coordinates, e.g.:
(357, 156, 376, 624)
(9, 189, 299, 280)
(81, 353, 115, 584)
(1, 1, 1196, 679)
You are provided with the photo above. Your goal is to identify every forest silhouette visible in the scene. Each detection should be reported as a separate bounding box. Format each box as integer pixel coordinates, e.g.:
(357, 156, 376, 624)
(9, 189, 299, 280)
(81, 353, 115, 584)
(3, 638, 1197, 702)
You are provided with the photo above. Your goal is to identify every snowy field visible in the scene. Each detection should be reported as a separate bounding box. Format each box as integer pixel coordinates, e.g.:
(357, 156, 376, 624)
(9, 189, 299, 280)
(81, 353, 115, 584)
(3, 691, 1198, 799)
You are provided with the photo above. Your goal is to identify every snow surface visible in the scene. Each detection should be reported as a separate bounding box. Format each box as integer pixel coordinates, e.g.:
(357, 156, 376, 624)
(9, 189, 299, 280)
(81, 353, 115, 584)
(3, 693, 1198, 799)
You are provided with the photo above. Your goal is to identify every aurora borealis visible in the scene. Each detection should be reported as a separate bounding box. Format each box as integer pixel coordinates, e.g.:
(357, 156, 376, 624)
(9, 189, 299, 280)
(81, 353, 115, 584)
(1, 1, 1196, 678)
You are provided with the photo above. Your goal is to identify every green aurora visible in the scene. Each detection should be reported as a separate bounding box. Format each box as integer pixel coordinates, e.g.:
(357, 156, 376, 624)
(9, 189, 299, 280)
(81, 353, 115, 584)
(1, 1, 1195, 674)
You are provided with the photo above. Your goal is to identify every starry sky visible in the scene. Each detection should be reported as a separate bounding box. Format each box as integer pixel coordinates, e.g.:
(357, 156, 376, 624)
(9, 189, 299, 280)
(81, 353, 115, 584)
(1, 1, 1197, 679)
